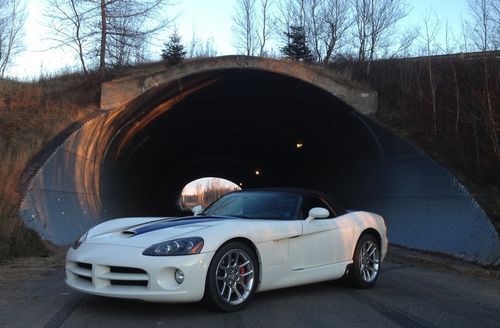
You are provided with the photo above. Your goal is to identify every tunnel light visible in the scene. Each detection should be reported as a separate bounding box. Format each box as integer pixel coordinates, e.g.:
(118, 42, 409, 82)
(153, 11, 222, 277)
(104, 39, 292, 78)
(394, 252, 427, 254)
(255, 170, 260, 176)
(239, 182, 243, 187)
(296, 143, 303, 149)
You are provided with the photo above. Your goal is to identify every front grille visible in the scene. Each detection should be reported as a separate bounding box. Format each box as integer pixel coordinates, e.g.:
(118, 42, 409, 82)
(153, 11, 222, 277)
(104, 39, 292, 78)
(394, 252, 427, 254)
(110, 280, 148, 287)
(110, 266, 146, 274)
(77, 275, 92, 282)
(67, 262, 149, 289)
(77, 262, 92, 270)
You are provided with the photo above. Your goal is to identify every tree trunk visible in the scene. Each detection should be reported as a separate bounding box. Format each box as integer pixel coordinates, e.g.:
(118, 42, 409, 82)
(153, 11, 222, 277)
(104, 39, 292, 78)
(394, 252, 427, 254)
(453, 68, 461, 135)
(99, 0, 107, 81)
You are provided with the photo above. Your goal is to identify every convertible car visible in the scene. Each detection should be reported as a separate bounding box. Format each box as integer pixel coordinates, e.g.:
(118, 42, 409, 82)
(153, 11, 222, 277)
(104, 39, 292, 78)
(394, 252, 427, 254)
(66, 188, 387, 311)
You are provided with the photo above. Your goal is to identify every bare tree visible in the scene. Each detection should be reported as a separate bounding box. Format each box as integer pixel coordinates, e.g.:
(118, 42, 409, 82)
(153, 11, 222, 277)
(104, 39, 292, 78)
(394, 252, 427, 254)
(44, 0, 95, 75)
(201, 37, 218, 57)
(351, 0, 410, 75)
(467, 0, 496, 51)
(383, 26, 417, 58)
(233, 0, 257, 56)
(320, 0, 352, 64)
(420, 9, 440, 138)
(44, 0, 174, 79)
(256, 0, 274, 56)
(352, 0, 370, 63)
(493, 0, 500, 48)
(276, 0, 308, 45)
(187, 30, 201, 58)
(466, 0, 499, 155)
(306, 0, 322, 61)
(187, 31, 218, 58)
(277, 0, 352, 63)
(96, 0, 175, 77)
(0, 0, 27, 77)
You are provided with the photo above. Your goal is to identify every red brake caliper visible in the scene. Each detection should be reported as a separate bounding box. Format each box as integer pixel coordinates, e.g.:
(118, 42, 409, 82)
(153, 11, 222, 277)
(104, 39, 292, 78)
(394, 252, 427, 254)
(239, 266, 246, 283)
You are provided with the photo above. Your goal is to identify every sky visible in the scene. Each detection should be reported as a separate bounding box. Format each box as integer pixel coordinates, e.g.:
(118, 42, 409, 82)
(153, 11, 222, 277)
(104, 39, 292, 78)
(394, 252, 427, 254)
(9, 0, 471, 79)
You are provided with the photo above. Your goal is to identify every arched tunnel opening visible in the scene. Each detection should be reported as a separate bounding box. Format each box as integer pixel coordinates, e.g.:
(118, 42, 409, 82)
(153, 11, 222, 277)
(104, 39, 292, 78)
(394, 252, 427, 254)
(110, 69, 381, 217)
(20, 60, 500, 265)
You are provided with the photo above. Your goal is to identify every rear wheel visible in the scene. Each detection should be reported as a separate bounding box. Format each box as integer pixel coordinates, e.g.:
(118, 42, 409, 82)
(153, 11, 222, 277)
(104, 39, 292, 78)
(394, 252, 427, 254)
(204, 242, 258, 312)
(350, 234, 381, 288)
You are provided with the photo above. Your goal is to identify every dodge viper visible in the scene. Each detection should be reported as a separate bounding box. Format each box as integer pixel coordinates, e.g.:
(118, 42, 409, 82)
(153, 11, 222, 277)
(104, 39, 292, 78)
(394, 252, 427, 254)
(66, 188, 387, 311)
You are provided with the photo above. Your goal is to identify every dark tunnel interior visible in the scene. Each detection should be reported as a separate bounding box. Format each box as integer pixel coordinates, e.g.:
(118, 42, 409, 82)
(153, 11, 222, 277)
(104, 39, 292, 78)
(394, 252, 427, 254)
(106, 69, 384, 216)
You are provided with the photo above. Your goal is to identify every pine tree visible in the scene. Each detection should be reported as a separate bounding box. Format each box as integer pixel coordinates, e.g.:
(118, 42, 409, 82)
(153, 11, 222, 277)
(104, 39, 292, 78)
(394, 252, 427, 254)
(281, 25, 313, 62)
(161, 31, 187, 65)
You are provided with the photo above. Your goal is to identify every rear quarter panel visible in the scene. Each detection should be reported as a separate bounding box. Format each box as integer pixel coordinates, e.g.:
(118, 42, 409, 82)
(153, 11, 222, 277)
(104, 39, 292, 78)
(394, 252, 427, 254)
(346, 211, 388, 261)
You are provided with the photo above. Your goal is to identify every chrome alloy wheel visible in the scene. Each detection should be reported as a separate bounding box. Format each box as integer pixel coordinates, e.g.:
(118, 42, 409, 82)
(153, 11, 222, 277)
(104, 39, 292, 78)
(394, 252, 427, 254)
(358, 240, 380, 283)
(215, 249, 255, 305)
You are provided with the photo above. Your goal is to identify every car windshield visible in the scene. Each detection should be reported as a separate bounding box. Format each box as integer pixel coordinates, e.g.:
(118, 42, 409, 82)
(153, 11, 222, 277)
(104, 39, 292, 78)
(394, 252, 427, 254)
(203, 191, 301, 220)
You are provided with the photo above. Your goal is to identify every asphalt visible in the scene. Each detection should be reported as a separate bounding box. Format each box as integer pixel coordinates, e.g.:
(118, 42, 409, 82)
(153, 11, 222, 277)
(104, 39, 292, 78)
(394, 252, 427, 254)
(1, 246, 499, 328)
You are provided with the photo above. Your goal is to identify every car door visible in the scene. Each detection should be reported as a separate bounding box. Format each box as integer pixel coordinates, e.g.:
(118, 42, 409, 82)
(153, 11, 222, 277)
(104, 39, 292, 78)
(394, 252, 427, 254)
(288, 197, 353, 270)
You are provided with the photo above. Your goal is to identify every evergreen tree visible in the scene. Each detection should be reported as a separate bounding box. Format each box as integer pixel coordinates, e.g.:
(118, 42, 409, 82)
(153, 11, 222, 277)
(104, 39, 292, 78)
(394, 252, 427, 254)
(281, 25, 313, 62)
(161, 31, 187, 65)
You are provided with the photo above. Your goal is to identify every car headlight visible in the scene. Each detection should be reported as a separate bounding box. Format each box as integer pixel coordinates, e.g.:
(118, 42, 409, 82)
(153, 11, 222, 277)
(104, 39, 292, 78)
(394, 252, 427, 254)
(142, 237, 204, 256)
(72, 231, 89, 249)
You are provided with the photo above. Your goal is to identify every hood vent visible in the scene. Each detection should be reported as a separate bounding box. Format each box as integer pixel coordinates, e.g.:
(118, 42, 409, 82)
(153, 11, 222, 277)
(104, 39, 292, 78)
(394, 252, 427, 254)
(121, 230, 137, 237)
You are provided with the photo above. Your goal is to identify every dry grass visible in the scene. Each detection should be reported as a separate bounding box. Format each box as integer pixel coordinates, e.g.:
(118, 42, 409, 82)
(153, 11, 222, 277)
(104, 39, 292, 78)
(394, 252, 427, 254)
(0, 72, 100, 262)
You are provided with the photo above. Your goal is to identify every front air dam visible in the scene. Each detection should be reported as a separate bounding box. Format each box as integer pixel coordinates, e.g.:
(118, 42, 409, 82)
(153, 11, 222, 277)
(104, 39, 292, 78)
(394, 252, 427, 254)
(19, 56, 500, 265)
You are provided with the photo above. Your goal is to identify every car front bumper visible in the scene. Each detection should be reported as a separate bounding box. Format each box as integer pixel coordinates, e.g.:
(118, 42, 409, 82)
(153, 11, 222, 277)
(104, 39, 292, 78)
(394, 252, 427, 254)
(66, 242, 214, 302)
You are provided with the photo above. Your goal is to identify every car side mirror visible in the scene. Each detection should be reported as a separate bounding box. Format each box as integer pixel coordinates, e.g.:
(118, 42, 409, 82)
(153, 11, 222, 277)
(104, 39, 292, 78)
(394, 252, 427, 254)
(305, 207, 330, 223)
(192, 205, 203, 216)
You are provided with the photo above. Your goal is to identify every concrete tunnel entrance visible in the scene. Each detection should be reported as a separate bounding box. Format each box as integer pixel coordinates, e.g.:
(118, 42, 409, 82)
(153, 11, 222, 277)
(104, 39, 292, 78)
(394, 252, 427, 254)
(19, 57, 500, 265)
(112, 69, 382, 216)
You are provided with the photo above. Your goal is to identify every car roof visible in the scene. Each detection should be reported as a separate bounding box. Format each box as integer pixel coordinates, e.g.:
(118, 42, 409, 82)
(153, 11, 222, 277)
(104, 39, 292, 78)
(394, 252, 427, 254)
(233, 187, 326, 197)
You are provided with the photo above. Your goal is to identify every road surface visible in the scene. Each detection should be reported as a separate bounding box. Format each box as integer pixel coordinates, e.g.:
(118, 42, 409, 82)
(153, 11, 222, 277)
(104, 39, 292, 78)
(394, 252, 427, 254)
(1, 246, 499, 328)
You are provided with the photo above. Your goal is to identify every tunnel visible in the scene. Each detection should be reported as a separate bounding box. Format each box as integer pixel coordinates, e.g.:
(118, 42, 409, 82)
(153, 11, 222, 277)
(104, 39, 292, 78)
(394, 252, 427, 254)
(19, 57, 500, 265)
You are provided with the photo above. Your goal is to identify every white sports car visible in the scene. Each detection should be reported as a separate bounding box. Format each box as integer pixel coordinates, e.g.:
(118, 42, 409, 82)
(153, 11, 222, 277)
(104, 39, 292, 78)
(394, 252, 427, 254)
(66, 188, 387, 311)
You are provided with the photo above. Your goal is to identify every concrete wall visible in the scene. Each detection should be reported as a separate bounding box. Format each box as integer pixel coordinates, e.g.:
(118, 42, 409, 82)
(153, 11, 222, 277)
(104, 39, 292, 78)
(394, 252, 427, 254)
(100, 56, 378, 115)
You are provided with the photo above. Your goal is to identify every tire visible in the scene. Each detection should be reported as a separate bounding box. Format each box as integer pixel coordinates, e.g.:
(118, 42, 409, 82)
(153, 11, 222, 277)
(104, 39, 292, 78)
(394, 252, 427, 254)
(204, 242, 259, 312)
(350, 234, 381, 289)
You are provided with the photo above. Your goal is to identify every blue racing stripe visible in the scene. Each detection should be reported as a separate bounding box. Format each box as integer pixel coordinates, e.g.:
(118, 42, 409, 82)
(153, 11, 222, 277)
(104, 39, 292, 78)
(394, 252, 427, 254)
(130, 216, 231, 236)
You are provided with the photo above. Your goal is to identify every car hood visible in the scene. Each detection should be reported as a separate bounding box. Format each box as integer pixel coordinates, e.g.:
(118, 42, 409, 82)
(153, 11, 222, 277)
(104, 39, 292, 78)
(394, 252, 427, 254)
(84, 216, 233, 248)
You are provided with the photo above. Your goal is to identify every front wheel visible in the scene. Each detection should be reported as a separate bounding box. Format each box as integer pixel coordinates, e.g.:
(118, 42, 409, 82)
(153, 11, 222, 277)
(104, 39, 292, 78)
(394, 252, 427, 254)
(204, 242, 258, 312)
(350, 234, 381, 288)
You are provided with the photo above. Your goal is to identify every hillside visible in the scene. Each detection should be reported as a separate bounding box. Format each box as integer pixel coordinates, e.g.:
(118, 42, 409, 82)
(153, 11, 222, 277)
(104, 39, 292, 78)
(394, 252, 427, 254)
(0, 73, 100, 261)
(366, 54, 499, 230)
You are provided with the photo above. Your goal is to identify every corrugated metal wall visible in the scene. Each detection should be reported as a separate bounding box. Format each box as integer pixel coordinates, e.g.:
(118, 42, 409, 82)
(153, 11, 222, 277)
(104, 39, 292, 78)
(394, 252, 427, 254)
(331, 118, 500, 265)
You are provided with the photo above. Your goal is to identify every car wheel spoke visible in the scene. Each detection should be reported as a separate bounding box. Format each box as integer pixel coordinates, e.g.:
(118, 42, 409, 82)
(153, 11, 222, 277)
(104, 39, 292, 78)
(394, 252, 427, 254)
(239, 260, 250, 268)
(238, 281, 249, 292)
(216, 248, 255, 305)
(220, 282, 227, 295)
(226, 286, 233, 302)
(232, 286, 242, 299)
(358, 239, 380, 283)
(362, 268, 368, 281)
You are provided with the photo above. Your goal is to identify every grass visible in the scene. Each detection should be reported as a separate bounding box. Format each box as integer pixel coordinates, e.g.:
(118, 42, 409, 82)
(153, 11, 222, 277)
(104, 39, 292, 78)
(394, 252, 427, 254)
(0, 71, 100, 262)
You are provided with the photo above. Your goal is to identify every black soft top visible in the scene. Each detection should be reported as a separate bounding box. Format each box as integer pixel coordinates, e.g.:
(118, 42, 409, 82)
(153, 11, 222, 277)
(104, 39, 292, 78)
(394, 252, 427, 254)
(230, 188, 347, 216)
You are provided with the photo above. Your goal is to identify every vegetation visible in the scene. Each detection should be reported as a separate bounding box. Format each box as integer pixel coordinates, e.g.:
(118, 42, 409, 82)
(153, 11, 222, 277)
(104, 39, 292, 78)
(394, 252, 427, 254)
(281, 25, 313, 61)
(0, 0, 26, 77)
(44, 0, 175, 79)
(0, 71, 100, 262)
(180, 178, 241, 211)
(161, 30, 187, 66)
(331, 52, 500, 229)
